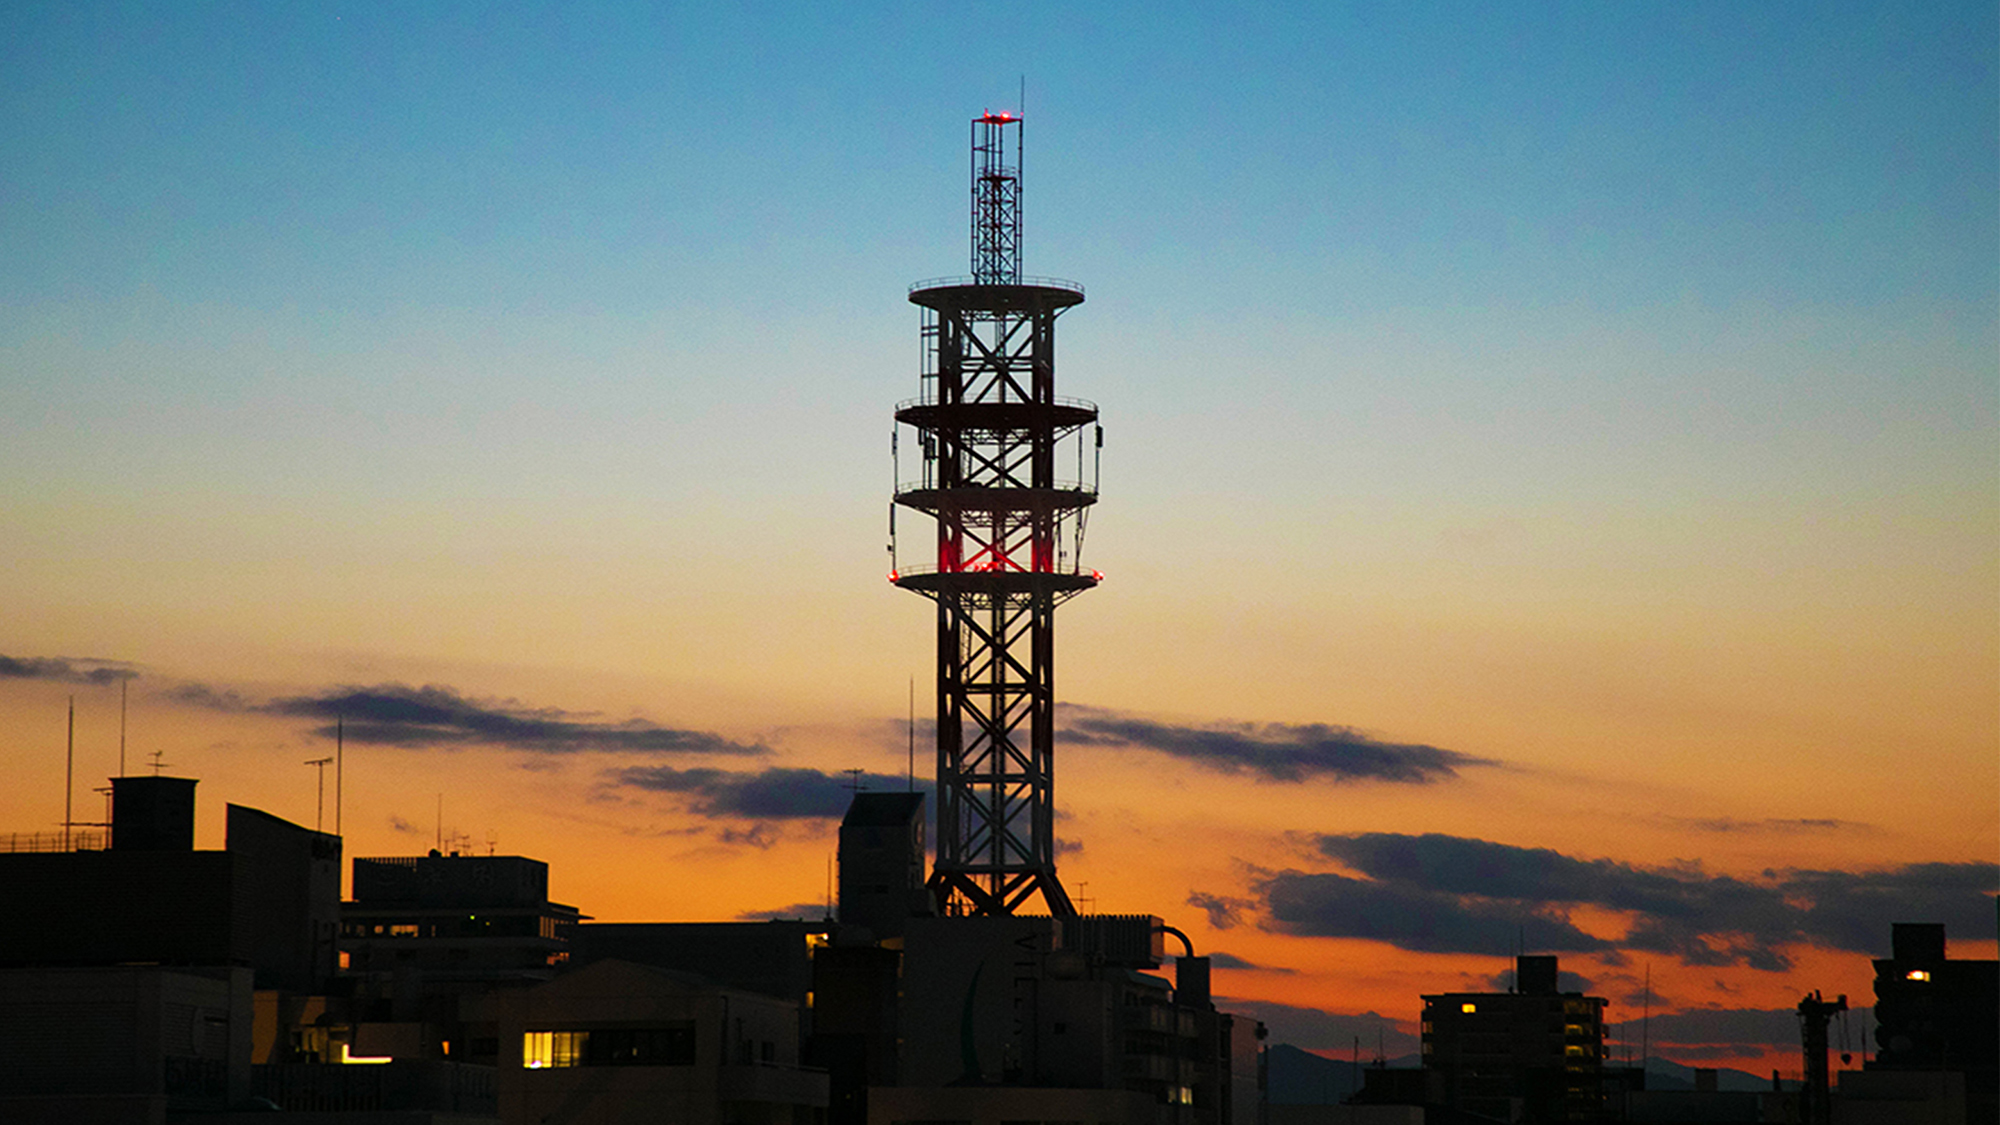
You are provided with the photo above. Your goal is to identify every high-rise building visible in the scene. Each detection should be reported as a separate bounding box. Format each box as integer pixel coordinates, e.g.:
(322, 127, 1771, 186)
(1420, 954, 1607, 1122)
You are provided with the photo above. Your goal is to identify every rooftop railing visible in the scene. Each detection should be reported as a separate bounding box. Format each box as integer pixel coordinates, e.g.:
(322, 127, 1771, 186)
(908, 275, 1084, 296)
(0, 829, 108, 853)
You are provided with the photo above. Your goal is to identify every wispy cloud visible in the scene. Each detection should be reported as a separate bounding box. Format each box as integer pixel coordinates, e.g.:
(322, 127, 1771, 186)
(1183, 950, 1291, 973)
(1250, 832, 2000, 969)
(1608, 1006, 1871, 1054)
(1061, 706, 1496, 784)
(176, 681, 767, 756)
(737, 902, 832, 921)
(1668, 816, 1861, 834)
(0, 654, 138, 685)
(610, 765, 927, 820)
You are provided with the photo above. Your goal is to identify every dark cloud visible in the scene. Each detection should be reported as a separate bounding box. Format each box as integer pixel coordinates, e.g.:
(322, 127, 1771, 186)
(1485, 968, 1596, 993)
(178, 681, 767, 756)
(1212, 997, 1416, 1056)
(611, 765, 926, 820)
(0, 654, 137, 685)
(1269, 832, 2000, 968)
(166, 683, 252, 711)
(1188, 891, 1255, 931)
(1061, 707, 1495, 784)
(1258, 869, 1613, 954)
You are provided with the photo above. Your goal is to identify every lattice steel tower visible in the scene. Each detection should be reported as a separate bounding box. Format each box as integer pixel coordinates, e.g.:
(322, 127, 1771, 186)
(890, 111, 1100, 917)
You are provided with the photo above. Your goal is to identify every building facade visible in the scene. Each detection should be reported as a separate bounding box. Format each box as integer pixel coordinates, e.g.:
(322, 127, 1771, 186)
(1420, 955, 1607, 1122)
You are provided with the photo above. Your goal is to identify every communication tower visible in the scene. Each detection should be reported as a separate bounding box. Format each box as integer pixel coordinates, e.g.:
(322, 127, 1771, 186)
(890, 112, 1100, 917)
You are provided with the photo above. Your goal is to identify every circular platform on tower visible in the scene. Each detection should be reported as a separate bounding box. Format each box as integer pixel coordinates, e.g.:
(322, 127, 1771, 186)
(908, 277, 1085, 312)
(889, 566, 1100, 597)
(894, 398, 1098, 433)
(893, 485, 1097, 513)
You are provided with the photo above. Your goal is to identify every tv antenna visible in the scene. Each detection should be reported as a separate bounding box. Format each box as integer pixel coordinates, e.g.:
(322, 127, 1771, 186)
(304, 756, 334, 831)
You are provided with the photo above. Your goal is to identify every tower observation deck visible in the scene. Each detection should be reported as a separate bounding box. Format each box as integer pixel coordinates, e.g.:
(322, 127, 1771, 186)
(890, 112, 1100, 918)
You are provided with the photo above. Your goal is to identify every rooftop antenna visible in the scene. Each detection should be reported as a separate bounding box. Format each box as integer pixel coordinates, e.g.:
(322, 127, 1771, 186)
(147, 749, 173, 775)
(1641, 963, 1652, 1071)
(63, 695, 74, 851)
(118, 678, 127, 778)
(843, 768, 866, 792)
(907, 676, 916, 792)
(334, 715, 343, 837)
(304, 756, 334, 831)
(435, 793, 443, 852)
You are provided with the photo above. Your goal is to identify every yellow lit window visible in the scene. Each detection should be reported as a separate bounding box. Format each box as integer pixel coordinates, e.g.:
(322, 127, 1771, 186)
(1461, 1003, 1477, 1014)
(1905, 969, 1931, 981)
(523, 1031, 587, 1069)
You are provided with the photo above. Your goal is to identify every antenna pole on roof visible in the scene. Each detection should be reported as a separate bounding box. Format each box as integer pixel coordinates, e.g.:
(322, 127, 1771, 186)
(1642, 963, 1652, 1070)
(335, 715, 343, 837)
(305, 756, 334, 831)
(64, 696, 75, 851)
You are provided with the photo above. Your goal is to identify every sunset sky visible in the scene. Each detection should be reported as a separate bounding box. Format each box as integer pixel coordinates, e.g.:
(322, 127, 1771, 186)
(4, 1, 1994, 1076)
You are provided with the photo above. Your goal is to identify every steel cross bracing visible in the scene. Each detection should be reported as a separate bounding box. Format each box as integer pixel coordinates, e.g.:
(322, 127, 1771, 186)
(971, 112, 1022, 285)
(891, 115, 1098, 917)
(894, 289, 1096, 918)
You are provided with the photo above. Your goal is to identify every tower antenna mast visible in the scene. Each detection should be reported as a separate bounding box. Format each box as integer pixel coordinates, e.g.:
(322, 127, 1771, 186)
(889, 108, 1100, 917)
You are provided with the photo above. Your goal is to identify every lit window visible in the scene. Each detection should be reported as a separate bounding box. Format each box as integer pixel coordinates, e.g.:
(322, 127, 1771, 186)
(524, 1026, 695, 1068)
(1461, 1003, 1477, 1014)
(523, 1031, 584, 1069)
(1905, 969, 1931, 982)
(338, 1043, 393, 1065)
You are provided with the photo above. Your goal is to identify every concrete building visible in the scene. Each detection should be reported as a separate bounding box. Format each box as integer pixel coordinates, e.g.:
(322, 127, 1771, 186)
(1849, 921, 1997, 1125)
(0, 964, 254, 1124)
(337, 851, 585, 1069)
(836, 792, 930, 941)
(1420, 954, 1607, 1122)
(494, 957, 828, 1124)
(0, 775, 340, 1122)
